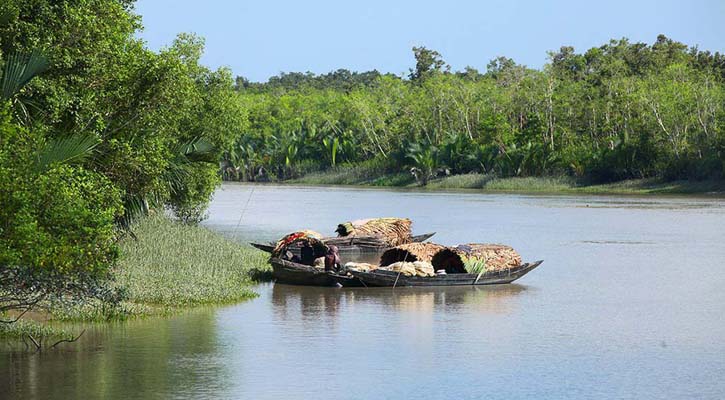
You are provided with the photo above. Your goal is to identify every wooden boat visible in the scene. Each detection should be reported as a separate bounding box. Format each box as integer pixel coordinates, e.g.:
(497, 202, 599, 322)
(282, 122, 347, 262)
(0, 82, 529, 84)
(251, 232, 436, 254)
(250, 242, 275, 253)
(339, 260, 543, 287)
(270, 257, 362, 287)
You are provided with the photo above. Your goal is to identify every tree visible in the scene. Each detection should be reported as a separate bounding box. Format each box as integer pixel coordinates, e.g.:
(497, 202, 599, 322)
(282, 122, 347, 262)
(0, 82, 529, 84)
(409, 46, 447, 82)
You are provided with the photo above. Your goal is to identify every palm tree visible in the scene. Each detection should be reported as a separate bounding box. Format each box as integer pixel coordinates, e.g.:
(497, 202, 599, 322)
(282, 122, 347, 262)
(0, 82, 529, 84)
(1, 50, 49, 124)
(1, 51, 101, 173)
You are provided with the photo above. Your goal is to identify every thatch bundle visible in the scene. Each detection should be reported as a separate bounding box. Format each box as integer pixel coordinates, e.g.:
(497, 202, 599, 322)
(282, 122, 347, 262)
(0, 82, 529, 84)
(431, 244, 522, 274)
(412, 261, 435, 277)
(379, 242, 446, 266)
(272, 230, 327, 258)
(335, 218, 413, 247)
(343, 262, 378, 272)
(379, 261, 435, 277)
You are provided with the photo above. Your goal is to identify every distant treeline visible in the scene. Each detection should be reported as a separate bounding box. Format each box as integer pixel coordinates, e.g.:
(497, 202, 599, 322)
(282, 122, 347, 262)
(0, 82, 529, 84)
(226, 35, 725, 183)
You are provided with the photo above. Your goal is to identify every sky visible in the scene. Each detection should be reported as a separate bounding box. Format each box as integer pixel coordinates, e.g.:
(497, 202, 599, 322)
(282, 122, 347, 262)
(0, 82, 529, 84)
(134, 0, 725, 82)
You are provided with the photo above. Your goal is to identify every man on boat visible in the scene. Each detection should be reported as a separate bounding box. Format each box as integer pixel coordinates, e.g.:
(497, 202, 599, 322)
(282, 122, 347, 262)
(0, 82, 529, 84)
(300, 242, 315, 265)
(324, 245, 341, 272)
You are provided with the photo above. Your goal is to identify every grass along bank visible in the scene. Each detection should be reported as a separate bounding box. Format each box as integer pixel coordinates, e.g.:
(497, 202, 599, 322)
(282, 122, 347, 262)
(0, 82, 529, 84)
(117, 215, 267, 309)
(69, 215, 269, 320)
(423, 174, 725, 194)
(3, 216, 269, 343)
(289, 166, 725, 195)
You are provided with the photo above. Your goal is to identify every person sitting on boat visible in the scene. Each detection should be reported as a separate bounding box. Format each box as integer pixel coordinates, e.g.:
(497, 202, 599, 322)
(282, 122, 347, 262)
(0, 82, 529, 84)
(284, 250, 301, 263)
(300, 242, 315, 265)
(324, 245, 341, 272)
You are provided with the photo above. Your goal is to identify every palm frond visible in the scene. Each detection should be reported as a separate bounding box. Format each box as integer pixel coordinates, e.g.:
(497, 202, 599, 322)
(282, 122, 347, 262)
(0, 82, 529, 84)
(1, 50, 49, 100)
(35, 133, 100, 172)
(165, 162, 192, 196)
(165, 137, 217, 195)
(117, 194, 149, 231)
(174, 136, 215, 161)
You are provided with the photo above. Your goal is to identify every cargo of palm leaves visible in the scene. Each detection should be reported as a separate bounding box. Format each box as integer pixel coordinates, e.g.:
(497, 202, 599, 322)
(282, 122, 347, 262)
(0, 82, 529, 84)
(250, 217, 436, 256)
(340, 242, 543, 287)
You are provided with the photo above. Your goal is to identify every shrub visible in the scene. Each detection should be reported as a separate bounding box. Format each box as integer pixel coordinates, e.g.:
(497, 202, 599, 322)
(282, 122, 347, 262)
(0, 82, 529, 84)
(0, 107, 123, 318)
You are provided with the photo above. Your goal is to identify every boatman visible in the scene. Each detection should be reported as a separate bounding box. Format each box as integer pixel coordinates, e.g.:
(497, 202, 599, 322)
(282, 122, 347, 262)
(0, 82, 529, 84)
(324, 245, 341, 272)
(300, 242, 315, 265)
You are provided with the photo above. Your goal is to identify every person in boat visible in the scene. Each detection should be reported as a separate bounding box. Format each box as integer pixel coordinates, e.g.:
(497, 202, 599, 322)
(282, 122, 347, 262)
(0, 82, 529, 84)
(300, 242, 315, 265)
(324, 245, 341, 272)
(283, 250, 301, 263)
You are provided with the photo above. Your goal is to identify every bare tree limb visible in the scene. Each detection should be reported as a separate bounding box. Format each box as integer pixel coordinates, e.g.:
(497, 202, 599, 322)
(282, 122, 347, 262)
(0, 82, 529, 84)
(51, 329, 86, 348)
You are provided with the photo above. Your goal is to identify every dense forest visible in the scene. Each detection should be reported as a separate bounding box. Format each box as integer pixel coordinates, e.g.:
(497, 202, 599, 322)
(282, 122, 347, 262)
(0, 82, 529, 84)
(1, 0, 242, 320)
(228, 37, 725, 184)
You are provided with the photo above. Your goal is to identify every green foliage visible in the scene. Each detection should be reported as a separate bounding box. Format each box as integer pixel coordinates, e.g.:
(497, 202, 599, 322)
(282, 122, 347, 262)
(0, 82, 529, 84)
(167, 162, 219, 224)
(0, 50, 49, 100)
(0, 107, 122, 276)
(409, 46, 447, 82)
(1, 0, 248, 333)
(231, 36, 725, 184)
(406, 139, 439, 184)
(1, 105, 125, 327)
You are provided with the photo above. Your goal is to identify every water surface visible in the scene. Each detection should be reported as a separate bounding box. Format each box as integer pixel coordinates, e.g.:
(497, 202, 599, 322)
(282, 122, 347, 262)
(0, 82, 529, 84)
(3, 184, 725, 399)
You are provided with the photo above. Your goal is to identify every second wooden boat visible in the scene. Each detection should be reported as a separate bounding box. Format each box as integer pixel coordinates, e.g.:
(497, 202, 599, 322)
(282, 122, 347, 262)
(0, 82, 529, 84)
(340, 260, 543, 287)
(251, 232, 436, 254)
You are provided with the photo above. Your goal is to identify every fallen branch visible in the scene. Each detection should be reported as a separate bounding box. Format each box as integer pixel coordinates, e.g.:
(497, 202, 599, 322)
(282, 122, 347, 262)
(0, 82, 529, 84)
(27, 334, 40, 351)
(51, 329, 86, 348)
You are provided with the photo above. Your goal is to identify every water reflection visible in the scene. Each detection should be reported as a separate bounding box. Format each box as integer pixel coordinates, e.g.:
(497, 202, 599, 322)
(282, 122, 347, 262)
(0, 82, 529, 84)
(1, 310, 227, 400)
(271, 284, 527, 319)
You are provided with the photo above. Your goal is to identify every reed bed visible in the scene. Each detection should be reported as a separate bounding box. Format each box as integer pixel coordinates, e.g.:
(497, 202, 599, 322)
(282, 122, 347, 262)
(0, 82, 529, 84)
(291, 169, 723, 195)
(48, 216, 270, 321)
(424, 174, 575, 192)
(8, 216, 269, 331)
(0, 319, 73, 342)
(113, 216, 268, 311)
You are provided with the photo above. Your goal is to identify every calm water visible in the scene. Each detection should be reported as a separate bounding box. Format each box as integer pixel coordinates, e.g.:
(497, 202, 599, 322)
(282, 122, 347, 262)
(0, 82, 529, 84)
(2, 184, 725, 399)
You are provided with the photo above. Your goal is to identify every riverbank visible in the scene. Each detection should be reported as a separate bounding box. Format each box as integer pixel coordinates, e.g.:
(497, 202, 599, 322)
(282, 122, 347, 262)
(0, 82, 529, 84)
(1, 216, 269, 343)
(289, 167, 725, 195)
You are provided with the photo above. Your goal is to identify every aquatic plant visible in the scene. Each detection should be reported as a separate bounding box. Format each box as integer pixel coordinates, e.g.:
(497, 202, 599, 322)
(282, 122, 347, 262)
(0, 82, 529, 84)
(52, 216, 270, 321)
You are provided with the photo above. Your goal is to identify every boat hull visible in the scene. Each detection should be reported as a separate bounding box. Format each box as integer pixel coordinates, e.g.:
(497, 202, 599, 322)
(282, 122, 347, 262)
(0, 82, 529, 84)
(344, 260, 543, 287)
(270, 258, 363, 287)
(271, 258, 336, 286)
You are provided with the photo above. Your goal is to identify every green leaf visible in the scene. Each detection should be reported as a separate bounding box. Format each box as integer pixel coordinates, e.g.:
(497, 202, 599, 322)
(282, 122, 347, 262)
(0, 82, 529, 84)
(331, 137, 339, 166)
(1, 50, 49, 100)
(35, 133, 101, 172)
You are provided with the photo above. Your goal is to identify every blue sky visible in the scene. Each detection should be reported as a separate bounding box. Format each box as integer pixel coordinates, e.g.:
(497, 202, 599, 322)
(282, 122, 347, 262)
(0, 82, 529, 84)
(135, 0, 725, 82)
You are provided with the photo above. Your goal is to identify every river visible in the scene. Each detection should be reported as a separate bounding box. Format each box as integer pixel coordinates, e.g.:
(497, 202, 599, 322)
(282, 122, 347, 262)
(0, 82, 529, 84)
(2, 183, 725, 399)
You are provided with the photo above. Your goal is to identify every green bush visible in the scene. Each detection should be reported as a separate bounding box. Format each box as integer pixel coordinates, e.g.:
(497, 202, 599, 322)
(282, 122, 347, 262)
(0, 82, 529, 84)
(168, 162, 219, 224)
(1, 106, 123, 317)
